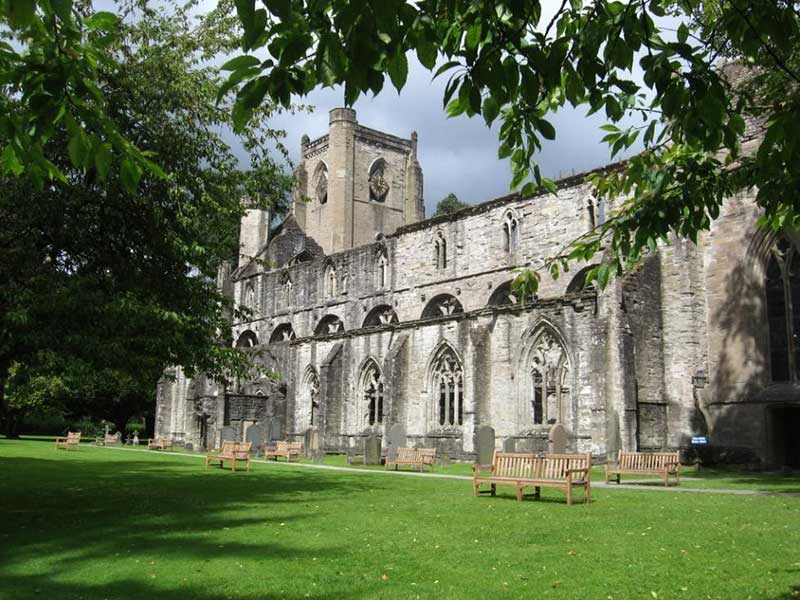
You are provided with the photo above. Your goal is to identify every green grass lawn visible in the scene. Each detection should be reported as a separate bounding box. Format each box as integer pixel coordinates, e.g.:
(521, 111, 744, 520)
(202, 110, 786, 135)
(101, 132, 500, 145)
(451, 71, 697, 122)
(1, 439, 798, 600)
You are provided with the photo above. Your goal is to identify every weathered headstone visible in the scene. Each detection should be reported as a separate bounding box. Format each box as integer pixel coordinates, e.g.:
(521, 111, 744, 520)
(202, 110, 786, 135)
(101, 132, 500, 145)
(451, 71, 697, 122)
(304, 427, 320, 458)
(475, 425, 496, 466)
(246, 423, 266, 449)
(364, 434, 382, 465)
(547, 423, 568, 454)
(219, 426, 236, 445)
(502, 437, 516, 453)
(268, 417, 283, 441)
(132, 433, 140, 446)
(385, 423, 406, 458)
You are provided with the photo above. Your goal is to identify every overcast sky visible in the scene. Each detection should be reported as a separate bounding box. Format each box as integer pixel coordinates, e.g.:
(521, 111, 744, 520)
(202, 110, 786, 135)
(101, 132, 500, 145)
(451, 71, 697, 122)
(265, 57, 640, 216)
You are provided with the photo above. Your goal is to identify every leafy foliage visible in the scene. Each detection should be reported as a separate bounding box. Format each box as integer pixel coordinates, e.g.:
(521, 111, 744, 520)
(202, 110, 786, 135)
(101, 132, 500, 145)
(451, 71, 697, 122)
(224, 0, 800, 300)
(0, 0, 294, 435)
(433, 192, 469, 217)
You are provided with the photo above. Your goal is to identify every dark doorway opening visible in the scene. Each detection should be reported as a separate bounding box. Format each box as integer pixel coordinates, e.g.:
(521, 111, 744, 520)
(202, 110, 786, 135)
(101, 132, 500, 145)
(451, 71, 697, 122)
(771, 407, 800, 468)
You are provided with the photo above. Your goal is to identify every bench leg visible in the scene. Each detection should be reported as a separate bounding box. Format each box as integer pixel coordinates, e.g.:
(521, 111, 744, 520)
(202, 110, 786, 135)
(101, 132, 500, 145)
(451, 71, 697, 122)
(616, 474, 621, 484)
(604, 466, 609, 484)
(535, 486, 541, 500)
(490, 484, 496, 497)
(566, 485, 573, 506)
(473, 482, 479, 497)
(516, 486, 523, 502)
(585, 483, 591, 504)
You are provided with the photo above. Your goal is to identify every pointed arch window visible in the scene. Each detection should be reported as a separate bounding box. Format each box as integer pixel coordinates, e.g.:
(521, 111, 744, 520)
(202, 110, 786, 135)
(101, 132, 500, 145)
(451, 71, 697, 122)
(324, 263, 337, 297)
(503, 211, 519, 253)
(430, 346, 464, 427)
(303, 368, 320, 427)
(244, 283, 256, 309)
(766, 238, 800, 382)
(377, 252, 389, 288)
(434, 231, 447, 269)
(529, 330, 570, 425)
(360, 361, 385, 426)
(313, 162, 328, 204)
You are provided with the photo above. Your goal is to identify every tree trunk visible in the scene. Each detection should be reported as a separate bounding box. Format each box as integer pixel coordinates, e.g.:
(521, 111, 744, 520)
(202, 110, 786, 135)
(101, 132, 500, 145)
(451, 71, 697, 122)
(0, 358, 18, 438)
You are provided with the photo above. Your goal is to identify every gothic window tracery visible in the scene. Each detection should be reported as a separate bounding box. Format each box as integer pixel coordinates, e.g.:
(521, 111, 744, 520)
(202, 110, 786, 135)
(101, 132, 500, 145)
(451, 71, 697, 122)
(766, 238, 800, 382)
(244, 283, 256, 309)
(430, 345, 464, 427)
(360, 361, 385, 426)
(421, 294, 463, 320)
(528, 330, 570, 425)
(369, 159, 390, 202)
(313, 162, 328, 204)
(434, 231, 447, 269)
(503, 211, 519, 252)
(377, 252, 389, 288)
(303, 368, 320, 427)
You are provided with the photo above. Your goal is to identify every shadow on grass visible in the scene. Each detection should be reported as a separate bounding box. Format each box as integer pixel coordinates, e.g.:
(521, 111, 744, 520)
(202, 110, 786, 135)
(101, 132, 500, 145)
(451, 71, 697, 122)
(0, 449, 388, 599)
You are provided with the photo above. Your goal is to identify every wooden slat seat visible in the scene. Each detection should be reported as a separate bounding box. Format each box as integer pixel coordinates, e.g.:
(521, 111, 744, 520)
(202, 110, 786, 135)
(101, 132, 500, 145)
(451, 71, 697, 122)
(55, 432, 81, 451)
(472, 451, 592, 505)
(264, 440, 303, 462)
(605, 451, 680, 486)
(205, 441, 252, 472)
(147, 437, 173, 451)
(385, 447, 436, 472)
(94, 434, 119, 446)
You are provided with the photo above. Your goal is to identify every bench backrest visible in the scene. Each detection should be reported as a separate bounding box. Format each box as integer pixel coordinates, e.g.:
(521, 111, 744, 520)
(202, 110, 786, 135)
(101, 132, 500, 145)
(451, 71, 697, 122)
(67, 432, 81, 443)
(492, 452, 591, 480)
(395, 448, 418, 461)
(234, 442, 252, 457)
(105, 434, 119, 444)
(617, 451, 679, 470)
(417, 448, 436, 464)
(287, 441, 303, 453)
(219, 440, 236, 454)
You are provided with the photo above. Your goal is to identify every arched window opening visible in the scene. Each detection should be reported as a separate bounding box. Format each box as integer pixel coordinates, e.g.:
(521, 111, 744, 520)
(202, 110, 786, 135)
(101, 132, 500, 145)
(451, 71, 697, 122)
(421, 294, 463, 320)
(314, 314, 345, 336)
(766, 238, 800, 382)
(314, 162, 328, 204)
(244, 283, 256, 309)
(434, 231, 447, 269)
(488, 281, 518, 307)
(303, 368, 320, 427)
(235, 330, 259, 348)
(269, 323, 295, 343)
(503, 211, 519, 252)
(324, 263, 337, 297)
(377, 252, 389, 288)
(363, 305, 399, 328)
(528, 329, 570, 425)
(360, 361, 385, 426)
(566, 264, 600, 294)
(369, 158, 390, 202)
(430, 345, 464, 427)
(342, 270, 349, 293)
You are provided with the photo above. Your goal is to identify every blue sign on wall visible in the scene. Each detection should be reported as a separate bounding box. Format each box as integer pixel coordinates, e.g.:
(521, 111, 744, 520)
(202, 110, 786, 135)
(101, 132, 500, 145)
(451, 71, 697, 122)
(691, 436, 708, 445)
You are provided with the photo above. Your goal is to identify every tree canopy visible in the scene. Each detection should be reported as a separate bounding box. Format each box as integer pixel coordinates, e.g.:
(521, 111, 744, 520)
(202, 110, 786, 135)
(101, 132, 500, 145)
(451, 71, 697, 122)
(223, 0, 800, 297)
(0, 0, 293, 435)
(433, 192, 470, 217)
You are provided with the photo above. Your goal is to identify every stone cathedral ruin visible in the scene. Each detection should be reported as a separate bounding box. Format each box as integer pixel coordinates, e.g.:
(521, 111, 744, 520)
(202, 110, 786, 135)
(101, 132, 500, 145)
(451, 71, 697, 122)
(155, 107, 800, 468)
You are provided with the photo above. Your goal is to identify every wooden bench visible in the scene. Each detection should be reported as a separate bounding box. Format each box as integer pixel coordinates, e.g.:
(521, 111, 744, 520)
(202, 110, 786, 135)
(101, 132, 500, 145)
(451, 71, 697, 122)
(55, 432, 81, 450)
(94, 433, 119, 446)
(205, 441, 252, 472)
(385, 447, 436, 472)
(147, 437, 173, 451)
(264, 440, 303, 462)
(473, 452, 592, 505)
(605, 451, 680, 486)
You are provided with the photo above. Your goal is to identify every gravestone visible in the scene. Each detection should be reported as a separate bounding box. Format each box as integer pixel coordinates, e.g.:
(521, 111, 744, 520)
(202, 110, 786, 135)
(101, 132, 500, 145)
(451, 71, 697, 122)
(547, 423, 568, 454)
(502, 437, 516, 453)
(385, 423, 405, 458)
(304, 427, 320, 458)
(268, 417, 283, 441)
(184, 442, 193, 452)
(132, 433, 139, 446)
(475, 425, 496, 466)
(219, 426, 236, 445)
(364, 434, 382, 465)
(246, 423, 266, 450)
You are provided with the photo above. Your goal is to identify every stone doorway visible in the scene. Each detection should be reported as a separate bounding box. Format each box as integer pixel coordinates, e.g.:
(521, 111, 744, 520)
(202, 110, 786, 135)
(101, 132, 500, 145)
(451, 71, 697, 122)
(769, 406, 800, 468)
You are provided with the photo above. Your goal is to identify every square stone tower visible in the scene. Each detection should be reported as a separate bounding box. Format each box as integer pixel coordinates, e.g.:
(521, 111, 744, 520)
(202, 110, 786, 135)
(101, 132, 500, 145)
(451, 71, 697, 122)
(293, 108, 424, 254)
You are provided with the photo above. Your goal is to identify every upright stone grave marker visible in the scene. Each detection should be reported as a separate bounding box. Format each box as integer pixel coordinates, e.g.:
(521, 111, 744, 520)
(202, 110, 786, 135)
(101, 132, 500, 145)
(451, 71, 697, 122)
(502, 437, 516, 453)
(305, 427, 320, 458)
(268, 417, 283, 441)
(475, 425, 495, 466)
(219, 426, 236, 447)
(385, 423, 405, 460)
(246, 423, 266, 452)
(548, 423, 568, 454)
(364, 434, 382, 465)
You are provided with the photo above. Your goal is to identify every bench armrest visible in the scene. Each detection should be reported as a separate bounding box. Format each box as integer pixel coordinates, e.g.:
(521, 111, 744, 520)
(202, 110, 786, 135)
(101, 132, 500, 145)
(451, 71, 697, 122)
(472, 464, 493, 475)
(566, 467, 591, 481)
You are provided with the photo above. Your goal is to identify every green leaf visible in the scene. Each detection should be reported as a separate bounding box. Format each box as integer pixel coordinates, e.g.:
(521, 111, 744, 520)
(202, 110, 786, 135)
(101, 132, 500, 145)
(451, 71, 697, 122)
(483, 96, 500, 126)
(0, 145, 24, 176)
(120, 158, 142, 192)
(94, 142, 112, 180)
(538, 119, 556, 140)
(67, 131, 90, 169)
(387, 51, 408, 92)
(220, 55, 261, 71)
(6, 0, 36, 30)
(85, 11, 119, 32)
(417, 40, 437, 70)
(596, 263, 610, 289)
(49, 0, 73, 22)
(263, 0, 291, 19)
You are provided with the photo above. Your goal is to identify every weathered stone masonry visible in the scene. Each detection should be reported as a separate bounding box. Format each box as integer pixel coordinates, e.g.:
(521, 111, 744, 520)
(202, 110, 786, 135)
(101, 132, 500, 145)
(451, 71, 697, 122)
(156, 108, 800, 468)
